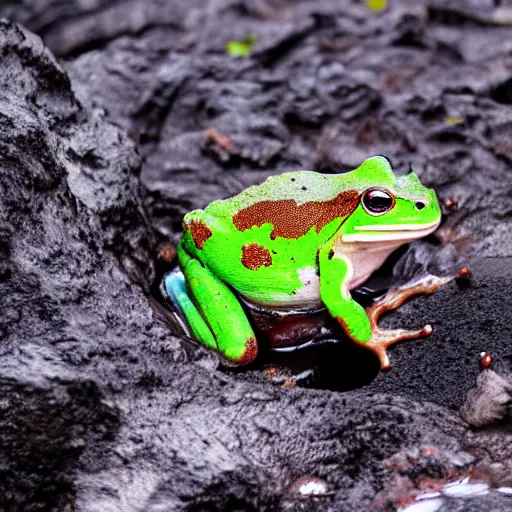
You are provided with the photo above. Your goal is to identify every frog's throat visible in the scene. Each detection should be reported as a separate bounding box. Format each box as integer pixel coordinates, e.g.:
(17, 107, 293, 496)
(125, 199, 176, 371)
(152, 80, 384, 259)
(341, 219, 440, 243)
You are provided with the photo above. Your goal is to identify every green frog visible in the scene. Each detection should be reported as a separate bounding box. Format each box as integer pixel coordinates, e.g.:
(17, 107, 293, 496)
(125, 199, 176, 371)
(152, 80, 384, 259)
(162, 156, 447, 370)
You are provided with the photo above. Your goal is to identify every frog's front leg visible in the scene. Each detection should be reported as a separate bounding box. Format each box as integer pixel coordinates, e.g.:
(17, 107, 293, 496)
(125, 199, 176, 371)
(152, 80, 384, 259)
(361, 273, 452, 366)
(319, 243, 449, 370)
(318, 243, 373, 345)
(163, 241, 258, 365)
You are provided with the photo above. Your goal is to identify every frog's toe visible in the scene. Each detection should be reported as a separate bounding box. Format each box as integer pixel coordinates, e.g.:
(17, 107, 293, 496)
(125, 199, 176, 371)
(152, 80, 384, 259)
(365, 274, 451, 327)
(421, 324, 433, 336)
(362, 325, 433, 370)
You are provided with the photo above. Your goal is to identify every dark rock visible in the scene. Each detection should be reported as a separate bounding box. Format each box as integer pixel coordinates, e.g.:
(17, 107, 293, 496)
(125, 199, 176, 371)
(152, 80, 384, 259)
(0, 20, 162, 511)
(460, 370, 512, 427)
(356, 258, 512, 409)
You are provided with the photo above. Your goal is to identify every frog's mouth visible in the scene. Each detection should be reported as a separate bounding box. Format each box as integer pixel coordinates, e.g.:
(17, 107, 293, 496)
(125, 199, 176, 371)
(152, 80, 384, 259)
(341, 220, 440, 243)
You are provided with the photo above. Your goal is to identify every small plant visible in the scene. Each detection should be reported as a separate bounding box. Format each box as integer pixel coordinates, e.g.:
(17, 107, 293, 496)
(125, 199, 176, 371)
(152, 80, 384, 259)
(226, 35, 257, 57)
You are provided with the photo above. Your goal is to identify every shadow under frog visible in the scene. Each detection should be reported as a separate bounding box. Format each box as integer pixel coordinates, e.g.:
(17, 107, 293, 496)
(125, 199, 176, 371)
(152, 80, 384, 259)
(160, 156, 454, 387)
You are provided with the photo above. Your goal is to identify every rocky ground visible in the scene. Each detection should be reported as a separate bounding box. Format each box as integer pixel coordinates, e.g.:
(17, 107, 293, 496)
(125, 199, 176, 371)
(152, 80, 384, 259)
(1, 1, 512, 511)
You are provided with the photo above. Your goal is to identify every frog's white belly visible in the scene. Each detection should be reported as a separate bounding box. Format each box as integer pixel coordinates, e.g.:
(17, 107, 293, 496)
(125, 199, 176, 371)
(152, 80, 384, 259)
(343, 246, 396, 290)
(293, 267, 321, 306)
(288, 244, 399, 306)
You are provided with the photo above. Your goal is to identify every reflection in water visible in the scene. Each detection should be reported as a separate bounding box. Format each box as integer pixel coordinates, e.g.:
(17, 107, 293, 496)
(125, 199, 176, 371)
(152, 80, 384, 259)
(399, 477, 512, 512)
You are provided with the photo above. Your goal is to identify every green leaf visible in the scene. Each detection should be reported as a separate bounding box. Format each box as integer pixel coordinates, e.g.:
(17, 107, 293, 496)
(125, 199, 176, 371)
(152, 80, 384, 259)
(366, 0, 388, 12)
(444, 116, 464, 125)
(226, 35, 257, 57)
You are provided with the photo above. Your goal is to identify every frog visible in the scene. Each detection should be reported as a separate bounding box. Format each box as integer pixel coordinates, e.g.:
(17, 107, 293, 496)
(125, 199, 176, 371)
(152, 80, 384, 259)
(162, 156, 447, 370)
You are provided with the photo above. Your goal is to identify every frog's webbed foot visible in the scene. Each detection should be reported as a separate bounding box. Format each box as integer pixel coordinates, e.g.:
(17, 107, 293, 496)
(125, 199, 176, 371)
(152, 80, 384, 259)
(358, 324, 433, 371)
(359, 273, 453, 370)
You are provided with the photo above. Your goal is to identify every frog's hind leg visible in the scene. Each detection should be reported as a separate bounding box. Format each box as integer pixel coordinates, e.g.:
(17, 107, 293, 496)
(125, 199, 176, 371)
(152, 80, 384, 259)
(163, 242, 258, 365)
(162, 269, 217, 350)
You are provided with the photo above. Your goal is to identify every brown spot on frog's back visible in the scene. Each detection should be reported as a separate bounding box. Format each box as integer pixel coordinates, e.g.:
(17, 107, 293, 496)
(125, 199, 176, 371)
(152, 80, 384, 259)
(186, 220, 212, 249)
(241, 243, 272, 270)
(232, 190, 360, 239)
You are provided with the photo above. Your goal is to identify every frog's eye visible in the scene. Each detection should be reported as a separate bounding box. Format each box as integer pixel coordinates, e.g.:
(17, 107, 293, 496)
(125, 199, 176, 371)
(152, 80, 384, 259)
(361, 188, 395, 215)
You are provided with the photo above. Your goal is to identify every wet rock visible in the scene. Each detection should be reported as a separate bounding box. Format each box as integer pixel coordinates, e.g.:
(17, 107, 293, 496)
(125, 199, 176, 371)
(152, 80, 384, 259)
(1, 0, 512, 511)
(0, 20, 161, 511)
(460, 370, 512, 427)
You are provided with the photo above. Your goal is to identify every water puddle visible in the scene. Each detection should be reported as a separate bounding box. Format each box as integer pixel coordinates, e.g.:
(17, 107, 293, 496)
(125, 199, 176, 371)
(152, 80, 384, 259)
(399, 477, 512, 512)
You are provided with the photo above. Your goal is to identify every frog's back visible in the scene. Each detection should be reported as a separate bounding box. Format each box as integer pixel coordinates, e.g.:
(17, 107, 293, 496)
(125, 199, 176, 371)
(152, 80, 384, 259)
(208, 171, 352, 217)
